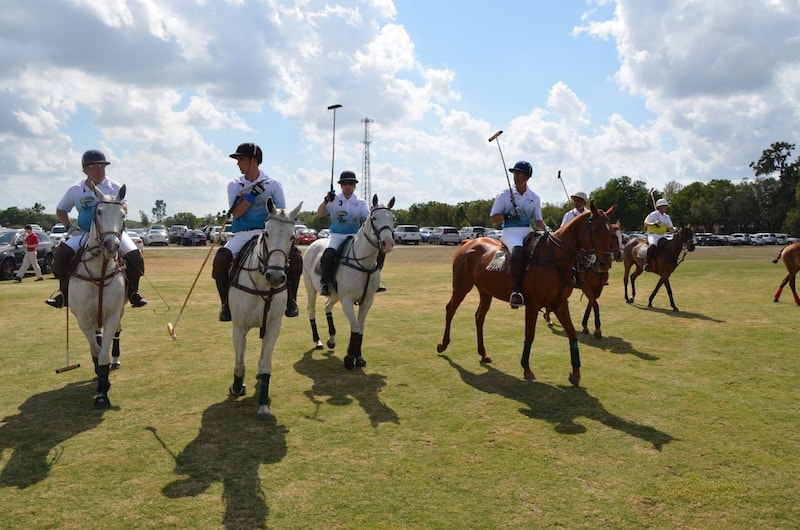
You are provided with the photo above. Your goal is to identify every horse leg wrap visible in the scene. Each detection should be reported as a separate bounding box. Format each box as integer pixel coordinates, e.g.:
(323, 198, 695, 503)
(347, 332, 363, 357)
(95, 331, 102, 347)
(112, 331, 121, 358)
(326, 312, 336, 337)
(92, 356, 100, 372)
(96, 364, 111, 394)
(569, 338, 581, 369)
(310, 319, 320, 343)
(257, 373, 271, 407)
(520, 342, 532, 370)
(232, 375, 245, 394)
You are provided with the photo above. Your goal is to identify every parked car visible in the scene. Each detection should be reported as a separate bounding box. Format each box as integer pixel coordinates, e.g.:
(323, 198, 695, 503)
(49, 223, 69, 246)
(317, 228, 330, 239)
(775, 233, 788, 245)
(205, 225, 222, 243)
(459, 226, 487, 240)
(295, 228, 318, 245)
(729, 233, 749, 245)
(394, 225, 422, 245)
(181, 229, 207, 246)
(168, 225, 189, 244)
(419, 227, 433, 242)
(220, 224, 234, 244)
(0, 227, 54, 280)
(125, 229, 145, 252)
(749, 233, 766, 245)
(753, 232, 777, 245)
(486, 229, 502, 240)
(429, 226, 461, 245)
(145, 224, 169, 246)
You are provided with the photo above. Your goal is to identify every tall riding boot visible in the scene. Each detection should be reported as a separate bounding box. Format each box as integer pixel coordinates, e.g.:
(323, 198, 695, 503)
(643, 244, 656, 271)
(376, 251, 387, 292)
(285, 245, 302, 317)
(45, 244, 75, 308)
(319, 247, 337, 297)
(509, 246, 525, 309)
(213, 248, 233, 321)
(123, 250, 148, 307)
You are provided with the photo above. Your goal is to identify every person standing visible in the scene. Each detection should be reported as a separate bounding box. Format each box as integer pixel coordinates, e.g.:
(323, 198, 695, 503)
(489, 161, 547, 308)
(212, 142, 303, 321)
(643, 197, 676, 270)
(560, 191, 588, 227)
(45, 150, 147, 308)
(14, 225, 44, 282)
(315, 170, 370, 296)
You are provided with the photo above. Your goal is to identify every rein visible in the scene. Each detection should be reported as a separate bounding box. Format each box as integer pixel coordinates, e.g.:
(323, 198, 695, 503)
(339, 206, 394, 304)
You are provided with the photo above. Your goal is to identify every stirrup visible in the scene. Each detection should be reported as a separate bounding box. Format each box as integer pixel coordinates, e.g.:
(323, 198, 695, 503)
(320, 283, 331, 297)
(129, 292, 148, 308)
(509, 291, 524, 309)
(46, 292, 65, 308)
(376, 285, 387, 293)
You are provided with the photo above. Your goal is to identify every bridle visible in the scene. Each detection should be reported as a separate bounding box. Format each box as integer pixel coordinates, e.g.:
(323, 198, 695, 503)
(257, 215, 293, 277)
(364, 206, 395, 252)
(546, 212, 613, 273)
(86, 199, 125, 258)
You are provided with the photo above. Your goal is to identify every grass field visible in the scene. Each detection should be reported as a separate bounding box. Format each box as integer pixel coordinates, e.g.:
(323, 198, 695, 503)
(0, 243, 798, 529)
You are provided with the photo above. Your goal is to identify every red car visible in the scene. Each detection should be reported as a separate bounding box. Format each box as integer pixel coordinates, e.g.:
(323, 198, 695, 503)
(295, 229, 318, 245)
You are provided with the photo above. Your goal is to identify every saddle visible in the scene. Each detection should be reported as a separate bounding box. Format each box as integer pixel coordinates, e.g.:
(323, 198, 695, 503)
(485, 231, 544, 272)
(229, 235, 260, 281)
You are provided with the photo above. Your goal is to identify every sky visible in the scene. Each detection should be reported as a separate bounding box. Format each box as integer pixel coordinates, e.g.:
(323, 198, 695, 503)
(1, 0, 799, 222)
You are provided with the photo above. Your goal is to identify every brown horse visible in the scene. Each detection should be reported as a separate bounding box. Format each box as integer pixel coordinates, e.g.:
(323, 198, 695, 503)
(622, 226, 695, 311)
(772, 242, 800, 305)
(436, 202, 617, 385)
(544, 221, 624, 338)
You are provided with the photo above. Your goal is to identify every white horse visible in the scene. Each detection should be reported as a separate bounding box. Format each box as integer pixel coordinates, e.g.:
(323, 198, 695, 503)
(303, 195, 396, 369)
(227, 200, 302, 420)
(69, 184, 127, 408)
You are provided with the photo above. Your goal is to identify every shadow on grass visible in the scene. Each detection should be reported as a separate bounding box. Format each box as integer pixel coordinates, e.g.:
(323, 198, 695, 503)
(160, 396, 288, 530)
(294, 349, 399, 427)
(626, 303, 725, 323)
(0, 380, 112, 489)
(440, 355, 675, 451)
(545, 323, 658, 360)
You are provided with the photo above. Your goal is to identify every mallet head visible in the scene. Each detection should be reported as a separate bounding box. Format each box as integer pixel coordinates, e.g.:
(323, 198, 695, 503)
(56, 364, 80, 374)
(167, 322, 177, 341)
(327, 104, 342, 110)
(488, 130, 503, 142)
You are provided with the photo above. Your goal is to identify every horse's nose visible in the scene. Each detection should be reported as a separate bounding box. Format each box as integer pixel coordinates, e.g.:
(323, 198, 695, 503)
(266, 270, 286, 287)
(383, 238, 395, 253)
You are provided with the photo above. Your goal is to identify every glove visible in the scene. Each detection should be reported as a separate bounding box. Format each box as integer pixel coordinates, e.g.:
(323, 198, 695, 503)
(251, 180, 266, 196)
(503, 207, 522, 220)
(654, 221, 661, 228)
(325, 191, 336, 203)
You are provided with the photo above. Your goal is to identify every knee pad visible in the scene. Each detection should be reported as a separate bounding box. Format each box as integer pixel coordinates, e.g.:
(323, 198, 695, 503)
(212, 248, 233, 279)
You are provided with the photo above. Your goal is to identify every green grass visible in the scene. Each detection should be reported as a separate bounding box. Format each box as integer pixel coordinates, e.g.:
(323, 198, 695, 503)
(0, 244, 798, 529)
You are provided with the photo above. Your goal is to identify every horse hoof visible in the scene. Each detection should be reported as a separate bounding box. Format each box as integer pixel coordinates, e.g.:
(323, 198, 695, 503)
(326, 338, 336, 349)
(523, 370, 536, 381)
(94, 394, 111, 409)
(111, 359, 121, 370)
(355, 356, 367, 368)
(568, 374, 580, 387)
(547, 321, 554, 328)
(594, 332, 602, 339)
(229, 384, 247, 397)
(257, 406, 272, 421)
(480, 356, 493, 364)
(672, 307, 679, 312)
(315, 340, 324, 350)
(344, 355, 355, 370)
(626, 299, 633, 304)
(436, 343, 447, 353)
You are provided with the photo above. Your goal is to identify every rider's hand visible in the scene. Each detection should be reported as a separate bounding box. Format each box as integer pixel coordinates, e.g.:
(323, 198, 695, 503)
(654, 221, 661, 228)
(325, 191, 336, 203)
(251, 180, 266, 196)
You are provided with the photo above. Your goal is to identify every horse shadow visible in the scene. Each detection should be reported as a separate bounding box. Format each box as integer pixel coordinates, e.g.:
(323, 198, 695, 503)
(0, 380, 112, 489)
(440, 355, 675, 451)
(628, 304, 725, 323)
(294, 349, 399, 427)
(545, 323, 658, 360)
(160, 396, 288, 530)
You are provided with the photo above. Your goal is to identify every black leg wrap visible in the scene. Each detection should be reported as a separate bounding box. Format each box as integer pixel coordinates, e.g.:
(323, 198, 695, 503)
(257, 373, 271, 407)
(96, 365, 111, 394)
(326, 312, 336, 337)
(310, 319, 320, 343)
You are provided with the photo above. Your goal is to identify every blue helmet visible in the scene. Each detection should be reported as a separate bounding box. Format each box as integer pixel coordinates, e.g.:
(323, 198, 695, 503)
(509, 161, 532, 178)
(82, 150, 110, 167)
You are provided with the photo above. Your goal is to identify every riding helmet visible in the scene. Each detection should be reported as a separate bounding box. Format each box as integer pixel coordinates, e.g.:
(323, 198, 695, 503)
(229, 143, 263, 165)
(338, 170, 359, 184)
(82, 150, 111, 167)
(571, 191, 588, 202)
(656, 198, 669, 207)
(508, 161, 533, 178)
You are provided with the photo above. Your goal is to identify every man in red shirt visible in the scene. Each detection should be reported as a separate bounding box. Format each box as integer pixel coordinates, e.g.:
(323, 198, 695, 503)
(15, 225, 44, 282)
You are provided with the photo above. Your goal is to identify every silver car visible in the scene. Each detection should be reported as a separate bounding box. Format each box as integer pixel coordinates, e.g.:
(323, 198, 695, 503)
(145, 224, 169, 246)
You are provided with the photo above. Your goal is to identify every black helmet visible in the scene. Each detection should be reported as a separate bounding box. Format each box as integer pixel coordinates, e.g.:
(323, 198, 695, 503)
(229, 143, 263, 164)
(509, 161, 532, 178)
(82, 150, 110, 167)
(338, 170, 358, 184)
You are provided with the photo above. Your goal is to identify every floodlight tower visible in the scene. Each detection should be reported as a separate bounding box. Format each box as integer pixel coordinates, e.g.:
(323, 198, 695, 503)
(361, 117, 374, 201)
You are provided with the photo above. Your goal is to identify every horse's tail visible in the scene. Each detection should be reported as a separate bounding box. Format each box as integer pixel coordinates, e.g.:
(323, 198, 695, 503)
(772, 247, 784, 264)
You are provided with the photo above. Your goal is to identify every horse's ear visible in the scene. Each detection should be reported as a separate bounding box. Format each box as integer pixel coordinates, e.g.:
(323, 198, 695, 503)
(604, 204, 617, 217)
(372, 195, 378, 208)
(117, 184, 126, 201)
(266, 197, 275, 214)
(388, 197, 395, 209)
(289, 202, 303, 220)
(589, 200, 598, 215)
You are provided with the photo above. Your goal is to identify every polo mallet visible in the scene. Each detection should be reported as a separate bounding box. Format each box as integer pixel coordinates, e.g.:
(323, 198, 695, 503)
(649, 187, 657, 209)
(557, 170, 571, 203)
(328, 104, 342, 193)
(488, 130, 518, 210)
(56, 308, 80, 373)
(166, 211, 233, 340)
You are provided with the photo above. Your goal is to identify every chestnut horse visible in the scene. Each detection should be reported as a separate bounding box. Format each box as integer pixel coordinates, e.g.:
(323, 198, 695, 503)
(437, 202, 616, 385)
(544, 221, 624, 338)
(622, 226, 695, 311)
(772, 242, 800, 305)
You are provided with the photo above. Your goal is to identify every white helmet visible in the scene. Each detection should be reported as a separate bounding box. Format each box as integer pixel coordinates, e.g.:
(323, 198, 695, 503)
(571, 191, 588, 202)
(656, 198, 669, 207)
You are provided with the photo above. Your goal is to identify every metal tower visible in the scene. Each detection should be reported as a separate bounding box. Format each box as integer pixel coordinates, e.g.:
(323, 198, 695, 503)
(361, 117, 374, 201)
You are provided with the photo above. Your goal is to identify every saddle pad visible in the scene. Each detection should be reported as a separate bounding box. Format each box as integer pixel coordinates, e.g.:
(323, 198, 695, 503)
(635, 245, 648, 260)
(486, 251, 507, 271)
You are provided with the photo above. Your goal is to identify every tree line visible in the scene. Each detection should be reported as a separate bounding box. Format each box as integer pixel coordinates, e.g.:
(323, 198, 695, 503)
(3, 142, 799, 236)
